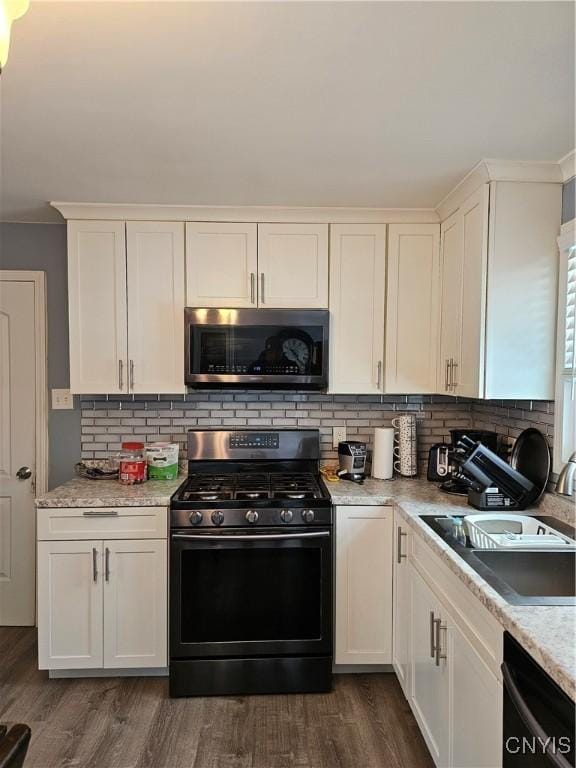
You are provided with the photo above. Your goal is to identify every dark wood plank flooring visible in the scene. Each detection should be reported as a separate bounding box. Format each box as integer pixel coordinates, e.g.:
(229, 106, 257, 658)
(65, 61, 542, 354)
(0, 628, 434, 768)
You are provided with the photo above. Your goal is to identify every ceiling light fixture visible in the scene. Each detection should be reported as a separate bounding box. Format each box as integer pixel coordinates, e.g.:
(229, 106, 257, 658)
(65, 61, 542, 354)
(0, 0, 29, 71)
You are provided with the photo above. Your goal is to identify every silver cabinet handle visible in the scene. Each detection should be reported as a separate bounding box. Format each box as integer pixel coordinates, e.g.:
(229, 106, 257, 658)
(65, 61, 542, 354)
(172, 531, 330, 541)
(451, 361, 458, 390)
(434, 617, 447, 666)
(129, 359, 135, 390)
(250, 272, 255, 304)
(260, 273, 265, 304)
(445, 359, 449, 391)
(448, 358, 454, 390)
(105, 547, 110, 582)
(118, 360, 124, 391)
(82, 510, 119, 517)
(397, 526, 407, 564)
(430, 611, 436, 658)
(92, 547, 98, 583)
(377, 360, 382, 389)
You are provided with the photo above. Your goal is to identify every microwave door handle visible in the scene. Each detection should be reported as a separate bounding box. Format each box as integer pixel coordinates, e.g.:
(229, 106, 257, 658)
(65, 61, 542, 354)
(172, 532, 330, 541)
(501, 663, 573, 768)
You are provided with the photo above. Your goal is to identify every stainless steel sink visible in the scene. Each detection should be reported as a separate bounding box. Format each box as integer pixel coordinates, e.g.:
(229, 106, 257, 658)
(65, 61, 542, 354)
(473, 550, 575, 598)
(421, 515, 576, 606)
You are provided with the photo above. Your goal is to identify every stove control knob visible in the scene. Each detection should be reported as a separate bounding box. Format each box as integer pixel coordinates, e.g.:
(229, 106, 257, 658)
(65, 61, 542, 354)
(280, 509, 293, 524)
(189, 510, 203, 526)
(245, 510, 259, 524)
(302, 509, 315, 523)
(211, 510, 225, 527)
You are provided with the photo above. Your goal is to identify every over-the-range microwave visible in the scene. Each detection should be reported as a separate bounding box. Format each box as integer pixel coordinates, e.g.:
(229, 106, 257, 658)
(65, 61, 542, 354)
(185, 308, 329, 389)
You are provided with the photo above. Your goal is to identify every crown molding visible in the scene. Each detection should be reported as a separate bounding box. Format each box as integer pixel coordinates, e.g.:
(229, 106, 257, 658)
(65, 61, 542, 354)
(50, 202, 440, 224)
(559, 149, 576, 183)
(435, 158, 563, 221)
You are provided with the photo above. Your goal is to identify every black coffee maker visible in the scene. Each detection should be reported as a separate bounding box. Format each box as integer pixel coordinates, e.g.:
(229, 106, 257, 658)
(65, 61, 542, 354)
(428, 429, 498, 495)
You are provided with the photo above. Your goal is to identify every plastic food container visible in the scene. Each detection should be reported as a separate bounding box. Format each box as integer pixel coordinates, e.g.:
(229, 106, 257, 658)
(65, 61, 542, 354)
(145, 442, 179, 480)
(118, 442, 147, 485)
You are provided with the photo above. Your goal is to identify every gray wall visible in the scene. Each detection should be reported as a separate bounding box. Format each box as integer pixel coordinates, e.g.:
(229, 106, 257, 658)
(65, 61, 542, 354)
(562, 176, 575, 223)
(0, 222, 80, 489)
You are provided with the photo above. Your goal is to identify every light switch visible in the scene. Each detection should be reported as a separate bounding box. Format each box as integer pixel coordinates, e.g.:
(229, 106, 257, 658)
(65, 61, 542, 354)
(51, 389, 74, 410)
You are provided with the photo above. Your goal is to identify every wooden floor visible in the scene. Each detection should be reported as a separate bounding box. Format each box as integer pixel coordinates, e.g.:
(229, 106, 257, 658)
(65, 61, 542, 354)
(1, 628, 433, 768)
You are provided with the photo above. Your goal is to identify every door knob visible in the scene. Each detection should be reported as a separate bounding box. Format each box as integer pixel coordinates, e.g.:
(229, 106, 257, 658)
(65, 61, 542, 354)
(16, 466, 32, 480)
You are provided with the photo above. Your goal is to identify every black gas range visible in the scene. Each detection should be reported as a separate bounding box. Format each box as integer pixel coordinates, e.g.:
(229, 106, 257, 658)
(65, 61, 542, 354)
(169, 429, 333, 697)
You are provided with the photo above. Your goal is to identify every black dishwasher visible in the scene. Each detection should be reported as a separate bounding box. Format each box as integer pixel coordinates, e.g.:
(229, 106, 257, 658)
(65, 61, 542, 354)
(503, 633, 575, 768)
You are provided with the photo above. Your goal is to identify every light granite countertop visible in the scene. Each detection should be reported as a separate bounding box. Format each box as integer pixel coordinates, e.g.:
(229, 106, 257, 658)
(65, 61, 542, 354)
(36, 476, 184, 507)
(329, 476, 576, 700)
(37, 473, 575, 698)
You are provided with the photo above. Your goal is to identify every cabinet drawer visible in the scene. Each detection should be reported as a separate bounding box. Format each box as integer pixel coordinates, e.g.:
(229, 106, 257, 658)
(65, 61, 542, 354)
(37, 506, 167, 541)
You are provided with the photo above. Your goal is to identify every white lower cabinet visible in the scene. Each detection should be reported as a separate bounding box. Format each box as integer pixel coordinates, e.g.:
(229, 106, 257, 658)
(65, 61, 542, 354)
(392, 517, 411, 695)
(410, 566, 450, 767)
(392, 513, 503, 768)
(37, 540, 104, 670)
(103, 539, 167, 668)
(335, 505, 393, 664)
(448, 621, 502, 768)
(38, 537, 167, 671)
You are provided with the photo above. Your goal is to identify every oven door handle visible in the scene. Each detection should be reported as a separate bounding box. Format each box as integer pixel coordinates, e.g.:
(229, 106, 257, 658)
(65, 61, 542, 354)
(172, 531, 330, 541)
(501, 662, 573, 768)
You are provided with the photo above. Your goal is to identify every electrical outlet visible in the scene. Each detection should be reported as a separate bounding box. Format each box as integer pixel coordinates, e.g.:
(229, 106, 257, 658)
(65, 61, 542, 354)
(51, 389, 74, 410)
(333, 426, 347, 447)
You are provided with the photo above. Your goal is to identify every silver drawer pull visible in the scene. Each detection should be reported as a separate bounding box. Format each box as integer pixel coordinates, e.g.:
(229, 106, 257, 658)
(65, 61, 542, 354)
(397, 526, 407, 564)
(82, 510, 119, 517)
(434, 617, 447, 666)
(92, 547, 98, 583)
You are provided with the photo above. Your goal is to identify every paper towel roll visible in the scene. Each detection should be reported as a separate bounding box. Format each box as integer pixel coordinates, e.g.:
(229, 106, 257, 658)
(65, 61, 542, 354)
(372, 427, 394, 480)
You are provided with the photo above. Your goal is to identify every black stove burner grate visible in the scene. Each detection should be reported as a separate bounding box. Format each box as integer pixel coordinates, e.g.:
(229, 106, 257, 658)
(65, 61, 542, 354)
(177, 471, 324, 502)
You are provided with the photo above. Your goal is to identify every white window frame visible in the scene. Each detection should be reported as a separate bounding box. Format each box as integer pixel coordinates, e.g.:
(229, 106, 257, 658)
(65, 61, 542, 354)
(553, 219, 576, 474)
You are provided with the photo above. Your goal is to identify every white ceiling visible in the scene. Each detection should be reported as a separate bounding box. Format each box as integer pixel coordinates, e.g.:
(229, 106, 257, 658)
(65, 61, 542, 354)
(0, 1, 574, 222)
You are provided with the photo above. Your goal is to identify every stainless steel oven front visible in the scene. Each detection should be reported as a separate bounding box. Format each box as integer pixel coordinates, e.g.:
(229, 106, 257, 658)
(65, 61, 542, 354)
(170, 526, 332, 661)
(184, 307, 329, 389)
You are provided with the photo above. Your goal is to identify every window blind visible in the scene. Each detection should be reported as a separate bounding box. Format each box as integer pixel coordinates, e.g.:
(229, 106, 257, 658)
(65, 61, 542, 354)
(564, 245, 576, 374)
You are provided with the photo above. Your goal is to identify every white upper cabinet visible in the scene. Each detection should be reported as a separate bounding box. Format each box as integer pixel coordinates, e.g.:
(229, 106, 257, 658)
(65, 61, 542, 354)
(126, 222, 185, 394)
(186, 222, 257, 308)
(329, 224, 386, 393)
(257, 224, 329, 308)
(438, 181, 561, 399)
(385, 224, 440, 393)
(68, 221, 128, 394)
(68, 220, 185, 394)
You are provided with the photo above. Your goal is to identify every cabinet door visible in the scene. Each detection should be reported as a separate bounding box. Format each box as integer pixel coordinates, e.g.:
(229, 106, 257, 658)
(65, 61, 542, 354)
(335, 505, 393, 665)
(410, 567, 449, 767)
(386, 224, 441, 393)
(37, 540, 103, 670)
(448, 621, 502, 768)
(392, 516, 412, 695)
(457, 185, 489, 398)
(329, 225, 386, 393)
(103, 539, 167, 668)
(257, 224, 328, 308)
(68, 221, 127, 394)
(126, 222, 185, 394)
(186, 222, 257, 308)
(438, 211, 463, 396)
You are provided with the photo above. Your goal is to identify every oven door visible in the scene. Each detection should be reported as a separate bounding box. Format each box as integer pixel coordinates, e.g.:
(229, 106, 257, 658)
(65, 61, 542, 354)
(185, 307, 329, 389)
(170, 527, 332, 659)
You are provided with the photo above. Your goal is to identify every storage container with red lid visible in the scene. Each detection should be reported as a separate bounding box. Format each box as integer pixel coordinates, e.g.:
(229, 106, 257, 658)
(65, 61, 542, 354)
(118, 441, 147, 485)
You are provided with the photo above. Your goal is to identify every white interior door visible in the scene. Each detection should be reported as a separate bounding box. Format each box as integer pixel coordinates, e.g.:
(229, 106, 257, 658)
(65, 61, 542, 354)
(257, 224, 329, 308)
(0, 275, 43, 626)
(103, 539, 167, 668)
(126, 222, 186, 394)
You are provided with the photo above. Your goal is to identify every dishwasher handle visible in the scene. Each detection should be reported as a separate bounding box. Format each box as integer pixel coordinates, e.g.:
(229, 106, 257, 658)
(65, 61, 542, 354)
(502, 662, 573, 768)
